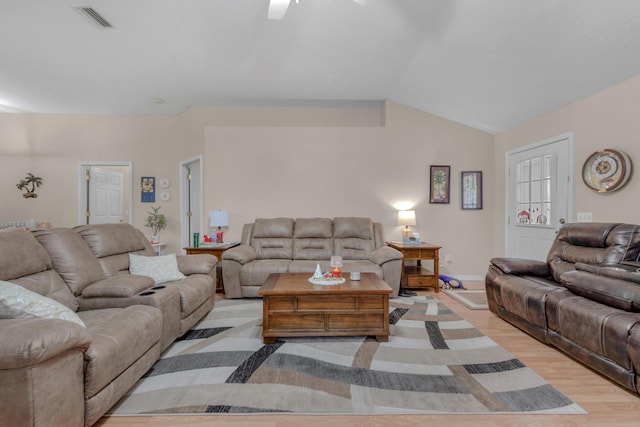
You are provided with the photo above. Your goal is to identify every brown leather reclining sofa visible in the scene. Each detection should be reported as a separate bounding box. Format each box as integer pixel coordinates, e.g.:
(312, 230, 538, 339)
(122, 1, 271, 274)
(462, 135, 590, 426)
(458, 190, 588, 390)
(486, 222, 640, 394)
(0, 224, 217, 427)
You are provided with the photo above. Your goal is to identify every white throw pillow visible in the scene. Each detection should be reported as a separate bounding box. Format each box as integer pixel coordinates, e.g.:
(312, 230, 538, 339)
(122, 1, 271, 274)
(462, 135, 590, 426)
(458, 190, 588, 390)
(0, 280, 85, 327)
(129, 253, 186, 285)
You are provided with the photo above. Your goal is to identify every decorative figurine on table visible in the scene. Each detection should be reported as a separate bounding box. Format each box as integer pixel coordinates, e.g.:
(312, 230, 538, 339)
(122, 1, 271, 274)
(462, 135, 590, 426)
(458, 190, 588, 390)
(203, 234, 213, 245)
(313, 264, 323, 280)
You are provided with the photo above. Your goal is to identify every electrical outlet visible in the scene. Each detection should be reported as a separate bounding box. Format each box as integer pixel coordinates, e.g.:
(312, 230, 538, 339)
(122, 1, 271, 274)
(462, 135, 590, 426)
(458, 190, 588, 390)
(445, 255, 452, 263)
(577, 212, 593, 222)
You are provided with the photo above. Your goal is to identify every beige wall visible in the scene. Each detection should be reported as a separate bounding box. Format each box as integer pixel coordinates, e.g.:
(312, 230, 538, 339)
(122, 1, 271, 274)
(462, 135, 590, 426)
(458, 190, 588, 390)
(0, 114, 182, 250)
(1, 102, 493, 278)
(493, 75, 640, 256)
(204, 105, 495, 278)
(4, 75, 639, 276)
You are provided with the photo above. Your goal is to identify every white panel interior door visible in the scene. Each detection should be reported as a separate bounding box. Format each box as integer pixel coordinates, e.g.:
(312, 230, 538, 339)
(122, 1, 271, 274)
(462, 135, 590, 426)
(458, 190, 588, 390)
(506, 134, 573, 260)
(89, 167, 124, 224)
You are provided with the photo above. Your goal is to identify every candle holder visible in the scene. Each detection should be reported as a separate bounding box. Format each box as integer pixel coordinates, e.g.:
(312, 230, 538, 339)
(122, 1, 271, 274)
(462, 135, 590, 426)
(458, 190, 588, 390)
(330, 255, 343, 278)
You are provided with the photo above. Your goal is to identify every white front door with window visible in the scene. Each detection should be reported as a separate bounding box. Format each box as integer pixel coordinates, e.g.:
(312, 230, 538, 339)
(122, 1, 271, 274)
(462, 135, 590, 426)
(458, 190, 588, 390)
(506, 133, 573, 260)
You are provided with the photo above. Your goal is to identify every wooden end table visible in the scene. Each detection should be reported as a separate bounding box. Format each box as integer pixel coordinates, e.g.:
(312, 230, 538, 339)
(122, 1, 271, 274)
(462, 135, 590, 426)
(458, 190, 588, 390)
(386, 241, 441, 293)
(184, 242, 240, 293)
(258, 272, 392, 344)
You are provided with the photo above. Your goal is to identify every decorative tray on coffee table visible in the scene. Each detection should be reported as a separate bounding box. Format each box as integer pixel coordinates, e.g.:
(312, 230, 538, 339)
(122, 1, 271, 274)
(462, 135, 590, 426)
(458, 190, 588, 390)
(308, 277, 346, 285)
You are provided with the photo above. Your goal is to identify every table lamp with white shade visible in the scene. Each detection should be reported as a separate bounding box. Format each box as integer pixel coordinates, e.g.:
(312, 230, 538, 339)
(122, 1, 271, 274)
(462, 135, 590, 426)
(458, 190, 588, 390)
(397, 210, 416, 239)
(209, 210, 229, 243)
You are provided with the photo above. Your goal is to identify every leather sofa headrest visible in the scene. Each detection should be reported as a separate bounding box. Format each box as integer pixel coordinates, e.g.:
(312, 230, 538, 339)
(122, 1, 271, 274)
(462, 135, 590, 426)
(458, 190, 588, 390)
(0, 229, 51, 281)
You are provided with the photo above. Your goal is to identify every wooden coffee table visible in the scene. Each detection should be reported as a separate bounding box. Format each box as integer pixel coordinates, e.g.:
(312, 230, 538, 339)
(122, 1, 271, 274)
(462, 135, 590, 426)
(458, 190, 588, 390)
(258, 272, 392, 344)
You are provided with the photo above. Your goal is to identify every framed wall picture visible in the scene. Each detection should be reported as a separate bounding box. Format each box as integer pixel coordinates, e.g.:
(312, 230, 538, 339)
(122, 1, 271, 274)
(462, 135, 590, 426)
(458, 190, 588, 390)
(141, 176, 155, 203)
(461, 171, 483, 210)
(429, 165, 450, 204)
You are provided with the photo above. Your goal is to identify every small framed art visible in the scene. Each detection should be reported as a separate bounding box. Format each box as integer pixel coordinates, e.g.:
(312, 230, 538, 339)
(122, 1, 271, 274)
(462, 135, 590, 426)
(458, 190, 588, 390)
(429, 165, 450, 204)
(461, 171, 482, 210)
(141, 176, 155, 203)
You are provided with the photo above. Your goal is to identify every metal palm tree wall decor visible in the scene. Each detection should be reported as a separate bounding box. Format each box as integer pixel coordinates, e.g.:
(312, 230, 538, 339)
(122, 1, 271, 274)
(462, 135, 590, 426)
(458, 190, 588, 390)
(16, 173, 44, 198)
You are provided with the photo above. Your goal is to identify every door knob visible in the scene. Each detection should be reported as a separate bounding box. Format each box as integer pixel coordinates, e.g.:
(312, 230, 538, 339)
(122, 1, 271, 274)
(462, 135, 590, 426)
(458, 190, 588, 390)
(559, 218, 566, 224)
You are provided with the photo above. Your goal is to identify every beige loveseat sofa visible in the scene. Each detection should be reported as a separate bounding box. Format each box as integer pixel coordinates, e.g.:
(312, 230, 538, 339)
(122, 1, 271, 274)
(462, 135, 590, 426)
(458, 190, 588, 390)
(0, 224, 216, 427)
(222, 217, 403, 298)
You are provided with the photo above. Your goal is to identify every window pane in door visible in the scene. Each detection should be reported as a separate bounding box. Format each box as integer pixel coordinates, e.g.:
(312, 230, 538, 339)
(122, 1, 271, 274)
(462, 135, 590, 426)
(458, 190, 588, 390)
(515, 155, 552, 226)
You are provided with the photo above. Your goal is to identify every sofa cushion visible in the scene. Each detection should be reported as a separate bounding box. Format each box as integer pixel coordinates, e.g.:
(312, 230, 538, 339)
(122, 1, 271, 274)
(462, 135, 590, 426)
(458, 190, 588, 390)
(546, 223, 638, 282)
(333, 217, 375, 260)
(288, 260, 331, 273)
(293, 218, 333, 260)
(240, 259, 291, 286)
(253, 217, 294, 238)
(173, 275, 214, 316)
(294, 218, 333, 238)
(0, 281, 85, 327)
(129, 254, 186, 285)
(547, 293, 638, 370)
(33, 228, 106, 296)
(561, 270, 640, 312)
(252, 218, 294, 260)
(0, 229, 51, 281)
(10, 270, 79, 311)
(99, 252, 145, 276)
(79, 305, 162, 398)
(575, 262, 640, 284)
(333, 217, 374, 240)
(75, 223, 153, 258)
(0, 229, 78, 310)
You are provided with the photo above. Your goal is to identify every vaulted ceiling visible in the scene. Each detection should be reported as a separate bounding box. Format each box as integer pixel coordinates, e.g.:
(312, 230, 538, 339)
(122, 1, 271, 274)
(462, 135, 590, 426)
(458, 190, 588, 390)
(2, 0, 640, 133)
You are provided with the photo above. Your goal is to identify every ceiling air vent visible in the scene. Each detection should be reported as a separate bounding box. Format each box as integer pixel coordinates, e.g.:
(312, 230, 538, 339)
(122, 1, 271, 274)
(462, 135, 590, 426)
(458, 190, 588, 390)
(73, 6, 114, 28)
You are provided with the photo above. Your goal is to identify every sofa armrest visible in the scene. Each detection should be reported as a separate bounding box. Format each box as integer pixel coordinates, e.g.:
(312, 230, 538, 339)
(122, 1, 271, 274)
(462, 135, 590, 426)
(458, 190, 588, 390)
(222, 245, 256, 265)
(369, 246, 403, 265)
(0, 318, 91, 369)
(1, 318, 90, 427)
(177, 254, 217, 275)
(490, 257, 550, 276)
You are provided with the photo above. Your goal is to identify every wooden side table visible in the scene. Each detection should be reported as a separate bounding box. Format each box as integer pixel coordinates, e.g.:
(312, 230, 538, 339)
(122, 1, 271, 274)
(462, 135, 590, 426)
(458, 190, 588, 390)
(184, 242, 240, 293)
(386, 241, 442, 293)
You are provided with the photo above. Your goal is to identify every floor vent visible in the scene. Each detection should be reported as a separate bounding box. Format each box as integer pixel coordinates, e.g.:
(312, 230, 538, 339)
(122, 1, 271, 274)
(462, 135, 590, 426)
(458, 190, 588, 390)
(73, 6, 114, 28)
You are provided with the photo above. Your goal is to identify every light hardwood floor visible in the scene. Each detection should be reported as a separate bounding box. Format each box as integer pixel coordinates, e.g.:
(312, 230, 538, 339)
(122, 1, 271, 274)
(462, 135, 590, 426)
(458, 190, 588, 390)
(96, 281, 640, 427)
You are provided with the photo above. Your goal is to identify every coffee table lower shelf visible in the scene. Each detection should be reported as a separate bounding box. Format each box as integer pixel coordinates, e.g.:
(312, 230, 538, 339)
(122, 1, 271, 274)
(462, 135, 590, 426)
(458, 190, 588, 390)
(259, 273, 391, 344)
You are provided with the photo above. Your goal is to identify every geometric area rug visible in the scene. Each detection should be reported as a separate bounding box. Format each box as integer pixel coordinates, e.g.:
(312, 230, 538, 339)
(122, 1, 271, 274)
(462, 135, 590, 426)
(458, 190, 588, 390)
(108, 296, 585, 416)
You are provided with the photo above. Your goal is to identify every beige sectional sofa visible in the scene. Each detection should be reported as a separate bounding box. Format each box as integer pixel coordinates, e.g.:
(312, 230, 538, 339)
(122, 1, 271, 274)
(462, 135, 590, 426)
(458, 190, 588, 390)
(0, 224, 217, 427)
(222, 217, 403, 298)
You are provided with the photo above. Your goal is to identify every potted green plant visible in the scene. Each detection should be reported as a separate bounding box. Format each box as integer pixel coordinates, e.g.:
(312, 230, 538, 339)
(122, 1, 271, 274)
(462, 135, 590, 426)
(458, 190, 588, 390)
(144, 206, 167, 243)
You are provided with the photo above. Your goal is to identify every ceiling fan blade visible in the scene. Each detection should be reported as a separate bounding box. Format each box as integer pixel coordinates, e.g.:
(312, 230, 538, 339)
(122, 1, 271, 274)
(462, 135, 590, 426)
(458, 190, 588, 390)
(268, 0, 291, 20)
